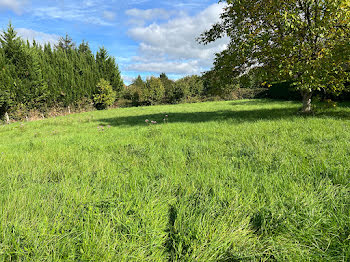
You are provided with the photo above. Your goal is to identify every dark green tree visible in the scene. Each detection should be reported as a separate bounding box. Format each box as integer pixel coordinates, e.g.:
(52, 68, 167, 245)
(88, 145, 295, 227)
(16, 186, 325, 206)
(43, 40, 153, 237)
(55, 33, 76, 52)
(0, 22, 22, 63)
(0, 22, 124, 118)
(96, 47, 124, 96)
(159, 73, 177, 103)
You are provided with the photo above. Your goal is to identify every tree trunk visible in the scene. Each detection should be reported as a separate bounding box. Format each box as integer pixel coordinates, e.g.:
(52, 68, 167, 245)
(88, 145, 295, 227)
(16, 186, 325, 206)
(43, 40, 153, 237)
(301, 91, 312, 113)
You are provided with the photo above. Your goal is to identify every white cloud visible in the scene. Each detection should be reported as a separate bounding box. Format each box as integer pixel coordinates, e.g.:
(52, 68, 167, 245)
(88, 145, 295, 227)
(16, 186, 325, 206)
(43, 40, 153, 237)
(126, 8, 171, 21)
(32, 4, 114, 26)
(127, 60, 200, 75)
(0, 0, 27, 14)
(17, 28, 60, 45)
(126, 8, 174, 27)
(83, 0, 97, 7)
(126, 3, 229, 76)
(121, 75, 136, 85)
(103, 11, 116, 21)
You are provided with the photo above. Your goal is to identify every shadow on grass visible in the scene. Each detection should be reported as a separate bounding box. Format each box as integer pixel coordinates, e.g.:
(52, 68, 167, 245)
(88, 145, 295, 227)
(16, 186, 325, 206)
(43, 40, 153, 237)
(231, 99, 350, 108)
(229, 99, 290, 107)
(93, 106, 304, 127)
(95, 104, 350, 127)
(331, 102, 350, 108)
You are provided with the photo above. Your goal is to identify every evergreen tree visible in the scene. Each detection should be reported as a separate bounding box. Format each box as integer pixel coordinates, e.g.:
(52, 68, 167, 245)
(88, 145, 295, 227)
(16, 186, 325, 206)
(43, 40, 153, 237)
(96, 47, 123, 96)
(78, 41, 92, 56)
(0, 47, 14, 117)
(0, 22, 124, 117)
(0, 22, 22, 64)
(55, 33, 76, 52)
(133, 75, 145, 88)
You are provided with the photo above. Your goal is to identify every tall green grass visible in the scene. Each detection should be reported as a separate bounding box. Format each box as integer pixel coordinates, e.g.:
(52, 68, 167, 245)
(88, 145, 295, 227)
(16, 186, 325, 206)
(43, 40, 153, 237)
(0, 99, 349, 261)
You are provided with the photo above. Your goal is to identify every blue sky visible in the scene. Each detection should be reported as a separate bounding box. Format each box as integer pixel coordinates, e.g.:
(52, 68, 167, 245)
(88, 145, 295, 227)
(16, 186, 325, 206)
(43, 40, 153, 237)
(0, 0, 228, 84)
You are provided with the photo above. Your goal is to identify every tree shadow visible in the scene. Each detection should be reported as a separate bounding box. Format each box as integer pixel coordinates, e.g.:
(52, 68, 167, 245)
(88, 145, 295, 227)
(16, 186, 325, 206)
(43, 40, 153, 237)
(229, 99, 289, 106)
(333, 102, 350, 108)
(313, 110, 350, 119)
(93, 107, 300, 127)
(95, 104, 350, 127)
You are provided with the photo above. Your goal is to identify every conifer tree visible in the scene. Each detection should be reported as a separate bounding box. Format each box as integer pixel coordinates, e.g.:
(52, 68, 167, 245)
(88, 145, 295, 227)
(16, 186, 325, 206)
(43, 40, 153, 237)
(96, 47, 123, 96)
(0, 22, 124, 117)
(55, 33, 76, 52)
(0, 22, 22, 64)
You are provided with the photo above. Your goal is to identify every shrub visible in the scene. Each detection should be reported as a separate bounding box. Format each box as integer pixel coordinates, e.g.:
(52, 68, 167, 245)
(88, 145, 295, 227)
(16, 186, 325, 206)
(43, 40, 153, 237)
(74, 97, 94, 112)
(0, 89, 12, 118)
(228, 88, 268, 100)
(117, 98, 133, 108)
(122, 85, 142, 106)
(93, 79, 116, 110)
(139, 77, 165, 105)
(174, 75, 204, 102)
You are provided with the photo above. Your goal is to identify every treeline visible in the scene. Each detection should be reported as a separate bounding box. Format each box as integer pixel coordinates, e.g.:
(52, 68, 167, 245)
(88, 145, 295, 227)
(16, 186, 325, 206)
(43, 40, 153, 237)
(0, 23, 269, 121)
(120, 66, 272, 107)
(0, 23, 123, 119)
(120, 74, 207, 107)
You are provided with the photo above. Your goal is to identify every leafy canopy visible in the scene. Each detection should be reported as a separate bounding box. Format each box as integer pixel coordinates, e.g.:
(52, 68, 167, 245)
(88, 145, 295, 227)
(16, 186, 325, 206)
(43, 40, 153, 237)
(200, 0, 350, 98)
(93, 79, 116, 110)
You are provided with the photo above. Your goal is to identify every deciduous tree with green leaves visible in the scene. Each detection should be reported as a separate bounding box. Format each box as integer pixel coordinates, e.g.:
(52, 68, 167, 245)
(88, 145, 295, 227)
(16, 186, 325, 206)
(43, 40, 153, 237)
(140, 77, 165, 105)
(93, 79, 116, 110)
(200, 0, 350, 112)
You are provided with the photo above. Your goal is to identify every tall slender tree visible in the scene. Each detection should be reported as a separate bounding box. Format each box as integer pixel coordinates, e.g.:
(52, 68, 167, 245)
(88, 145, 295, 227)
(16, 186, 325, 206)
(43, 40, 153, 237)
(55, 33, 76, 52)
(96, 47, 123, 96)
(0, 23, 124, 116)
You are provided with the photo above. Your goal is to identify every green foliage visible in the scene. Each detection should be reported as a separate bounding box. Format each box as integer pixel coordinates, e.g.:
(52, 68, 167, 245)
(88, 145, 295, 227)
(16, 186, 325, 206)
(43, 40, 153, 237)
(160, 73, 177, 104)
(200, 0, 350, 111)
(139, 77, 165, 105)
(96, 47, 124, 95)
(175, 75, 204, 102)
(55, 33, 76, 52)
(123, 74, 205, 107)
(93, 79, 116, 110)
(0, 100, 350, 260)
(202, 70, 233, 97)
(78, 40, 92, 55)
(123, 75, 166, 106)
(0, 49, 14, 117)
(230, 88, 268, 100)
(267, 81, 301, 101)
(0, 22, 124, 116)
(122, 75, 145, 106)
(0, 22, 22, 63)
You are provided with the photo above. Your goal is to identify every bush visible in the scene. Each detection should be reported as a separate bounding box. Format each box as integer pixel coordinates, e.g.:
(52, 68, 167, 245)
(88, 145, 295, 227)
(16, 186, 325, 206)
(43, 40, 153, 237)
(74, 97, 94, 112)
(174, 75, 204, 102)
(139, 77, 165, 105)
(93, 79, 116, 110)
(117, 98, 133, 108)
(229, 88, 268, 100)
(0, 89, 12, 118)
(122, 85, 142, 107)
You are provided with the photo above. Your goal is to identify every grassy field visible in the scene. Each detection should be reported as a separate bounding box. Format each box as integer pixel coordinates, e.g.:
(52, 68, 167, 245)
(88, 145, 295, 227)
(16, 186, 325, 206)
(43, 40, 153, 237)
(0, 99, 349, 261)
